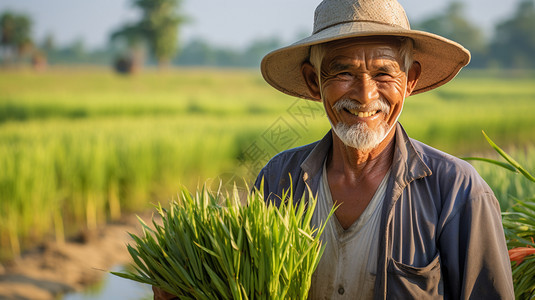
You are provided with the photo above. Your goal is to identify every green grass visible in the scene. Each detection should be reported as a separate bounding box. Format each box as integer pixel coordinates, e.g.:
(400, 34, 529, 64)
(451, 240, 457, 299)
(400, 73, 535, 154)
(0, 66, 534, 261)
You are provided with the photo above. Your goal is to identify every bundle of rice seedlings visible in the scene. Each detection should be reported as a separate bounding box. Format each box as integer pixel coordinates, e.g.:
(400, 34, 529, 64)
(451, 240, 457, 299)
(502, 200, 535, 298)
(465, 131, 535, 299)
(112, 184, 333, 299)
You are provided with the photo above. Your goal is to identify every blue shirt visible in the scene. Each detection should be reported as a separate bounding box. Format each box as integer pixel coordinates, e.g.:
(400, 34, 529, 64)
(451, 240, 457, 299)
(255, 123, 514, 299)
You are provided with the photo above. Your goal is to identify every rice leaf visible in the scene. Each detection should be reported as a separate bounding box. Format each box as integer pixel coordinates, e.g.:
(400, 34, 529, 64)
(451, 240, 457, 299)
(462, 157, 518, 173)
(482, 131, 535, 182)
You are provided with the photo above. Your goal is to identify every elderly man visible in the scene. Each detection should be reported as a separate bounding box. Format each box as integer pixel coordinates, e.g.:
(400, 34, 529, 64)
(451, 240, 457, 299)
(255, 0, 514, 299)
(154, 0, 513, 299)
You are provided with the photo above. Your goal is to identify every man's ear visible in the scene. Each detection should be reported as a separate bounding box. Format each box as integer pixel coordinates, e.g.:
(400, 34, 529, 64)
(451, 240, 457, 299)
(406, 61, 422, 96)
(301, 61, 321, 100)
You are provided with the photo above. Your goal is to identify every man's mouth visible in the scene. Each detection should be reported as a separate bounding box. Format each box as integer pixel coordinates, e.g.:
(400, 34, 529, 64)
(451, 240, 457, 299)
(344, 108, 379, 118)
(334, 98, 390, 119)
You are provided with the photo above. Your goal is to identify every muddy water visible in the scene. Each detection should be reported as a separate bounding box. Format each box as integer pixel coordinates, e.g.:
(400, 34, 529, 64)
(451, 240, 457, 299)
(61, 266, 152, 300)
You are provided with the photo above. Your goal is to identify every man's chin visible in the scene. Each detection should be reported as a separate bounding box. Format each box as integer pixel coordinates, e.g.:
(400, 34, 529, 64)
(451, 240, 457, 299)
(333, 122, 388, 151)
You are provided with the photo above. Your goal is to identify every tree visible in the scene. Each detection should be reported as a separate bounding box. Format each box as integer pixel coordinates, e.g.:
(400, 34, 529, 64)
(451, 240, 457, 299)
(490, 0, 535, 69)
(174, 38, 215, 66)
(41, 33, 55, 55)
(0, 11, 33, 63)
(111, 0, 187, 68)
(241, 36, 282, 67)
(414, 2, 487, 68)
(174, 36, 284, 68)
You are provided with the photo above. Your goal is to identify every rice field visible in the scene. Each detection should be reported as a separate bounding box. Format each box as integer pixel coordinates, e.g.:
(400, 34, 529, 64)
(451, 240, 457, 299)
(0, 67, 534, 261)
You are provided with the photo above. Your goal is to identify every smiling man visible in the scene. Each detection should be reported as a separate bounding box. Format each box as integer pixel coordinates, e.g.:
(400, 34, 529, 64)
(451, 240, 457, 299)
(254, 0, 515, 299)
(152, 0, 514, 299)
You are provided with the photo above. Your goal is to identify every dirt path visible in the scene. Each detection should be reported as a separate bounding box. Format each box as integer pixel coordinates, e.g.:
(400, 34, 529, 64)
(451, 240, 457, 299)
(0, 213, 152, 300)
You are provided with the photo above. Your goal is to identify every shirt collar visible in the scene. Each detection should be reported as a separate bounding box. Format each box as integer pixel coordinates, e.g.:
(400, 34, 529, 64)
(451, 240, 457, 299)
(299, 123, 432, 187)
(392, 123, 432, 185)
(300, 130, 333, 182)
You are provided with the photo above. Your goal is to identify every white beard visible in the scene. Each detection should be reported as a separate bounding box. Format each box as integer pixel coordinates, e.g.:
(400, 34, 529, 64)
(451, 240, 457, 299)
(329, 98, 394, 151)
(332, 121, 389, 151)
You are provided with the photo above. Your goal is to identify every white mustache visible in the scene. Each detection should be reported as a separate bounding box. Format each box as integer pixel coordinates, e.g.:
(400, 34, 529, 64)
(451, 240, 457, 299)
(333, 98, 390, 115)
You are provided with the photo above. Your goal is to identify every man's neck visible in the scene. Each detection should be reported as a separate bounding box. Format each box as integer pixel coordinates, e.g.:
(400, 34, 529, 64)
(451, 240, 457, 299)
(327, 129, 395, 182)
(324, 128, 396, 229)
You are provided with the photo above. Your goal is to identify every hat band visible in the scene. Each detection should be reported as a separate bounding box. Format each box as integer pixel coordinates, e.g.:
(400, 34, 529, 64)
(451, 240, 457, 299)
(313, 19, 408, 35)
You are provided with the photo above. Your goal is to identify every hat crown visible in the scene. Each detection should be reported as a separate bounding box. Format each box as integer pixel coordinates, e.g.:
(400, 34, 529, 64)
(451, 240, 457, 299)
(313, 0, 411, 34)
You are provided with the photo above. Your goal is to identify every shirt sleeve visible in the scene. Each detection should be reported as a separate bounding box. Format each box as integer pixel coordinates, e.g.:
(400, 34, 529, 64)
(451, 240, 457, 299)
(253, 167, 267, 196)
(439, 192, 515, 299)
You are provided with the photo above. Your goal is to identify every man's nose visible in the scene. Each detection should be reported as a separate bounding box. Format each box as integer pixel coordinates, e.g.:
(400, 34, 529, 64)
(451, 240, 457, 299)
(350, 76, 378, 104)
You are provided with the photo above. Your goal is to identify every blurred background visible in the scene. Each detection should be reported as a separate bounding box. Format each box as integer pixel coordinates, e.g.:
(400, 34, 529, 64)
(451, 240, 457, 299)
(0, 0, 531, 68)
(0, 0, 534, 299)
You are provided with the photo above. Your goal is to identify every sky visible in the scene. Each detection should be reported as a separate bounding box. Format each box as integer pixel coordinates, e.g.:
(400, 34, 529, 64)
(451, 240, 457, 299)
(0, 0, 519, 50)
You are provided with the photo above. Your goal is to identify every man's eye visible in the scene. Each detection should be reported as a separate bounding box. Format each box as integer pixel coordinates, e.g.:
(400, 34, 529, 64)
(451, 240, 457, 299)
(336, 72, 352, 78)
(375, 73, 391, 79)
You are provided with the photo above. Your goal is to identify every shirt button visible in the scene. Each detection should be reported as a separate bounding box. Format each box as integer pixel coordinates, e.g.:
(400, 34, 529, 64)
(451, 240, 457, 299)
(338, 286, 345, 295)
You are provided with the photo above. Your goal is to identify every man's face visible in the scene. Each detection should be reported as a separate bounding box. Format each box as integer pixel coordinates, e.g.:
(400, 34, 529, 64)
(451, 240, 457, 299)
(318, 37, 409, 150)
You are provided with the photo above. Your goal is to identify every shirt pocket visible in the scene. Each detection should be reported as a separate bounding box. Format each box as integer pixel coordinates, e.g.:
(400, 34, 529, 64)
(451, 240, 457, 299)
(386, 253, 443, 299)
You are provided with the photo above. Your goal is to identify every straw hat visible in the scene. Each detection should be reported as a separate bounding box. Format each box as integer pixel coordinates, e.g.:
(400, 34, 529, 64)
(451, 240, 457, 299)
(261, 0, 471, 101)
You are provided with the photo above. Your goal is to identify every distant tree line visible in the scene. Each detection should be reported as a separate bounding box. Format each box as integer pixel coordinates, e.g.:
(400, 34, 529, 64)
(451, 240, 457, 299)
(1, 0, 535, 70)
(172, 36, 284, 67)
(413, 0, 535, 69)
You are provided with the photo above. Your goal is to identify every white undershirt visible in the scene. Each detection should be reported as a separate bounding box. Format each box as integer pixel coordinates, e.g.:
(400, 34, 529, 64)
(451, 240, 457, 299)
(308, 160, 390, 299)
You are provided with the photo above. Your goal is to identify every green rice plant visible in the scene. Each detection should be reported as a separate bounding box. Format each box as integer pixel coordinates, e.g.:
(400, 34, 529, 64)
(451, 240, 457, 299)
(465, 131, 535, 299)
(2, 68, 535, 262)
(464, 143, 535, 211)
(112, 184, 334, 299)
(504, 202, 535, 299)
(0, 115, 267, 260)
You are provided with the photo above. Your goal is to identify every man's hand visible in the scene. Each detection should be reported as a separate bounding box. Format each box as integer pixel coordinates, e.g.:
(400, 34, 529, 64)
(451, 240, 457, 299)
(152, 286, 178, 300)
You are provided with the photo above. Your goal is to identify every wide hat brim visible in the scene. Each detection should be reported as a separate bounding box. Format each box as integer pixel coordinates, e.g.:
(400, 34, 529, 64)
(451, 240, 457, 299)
(261, 21, 471, 101)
